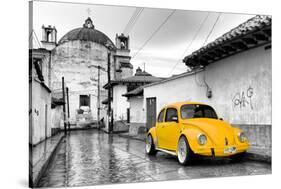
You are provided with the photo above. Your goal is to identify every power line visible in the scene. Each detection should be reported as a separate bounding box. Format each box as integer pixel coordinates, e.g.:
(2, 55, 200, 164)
(202, 12, 222, 46)
(123, 8, 139, 33)
(123, 7, 144, 34)
(132, 9, 176, 59)
(127, 8, 143, 34)
(33, 30, 42, 48)
(168, 12, 210, 75)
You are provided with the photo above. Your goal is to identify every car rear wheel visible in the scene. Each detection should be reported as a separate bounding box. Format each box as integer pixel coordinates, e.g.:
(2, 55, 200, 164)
(146, 134, 157, 155)
(177, 136, 193, 165)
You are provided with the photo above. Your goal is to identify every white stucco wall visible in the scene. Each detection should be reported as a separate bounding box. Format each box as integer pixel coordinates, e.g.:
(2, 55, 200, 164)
(128, 96, 145, 123)
(31, 80, 52, 145)
(112, 85, 129, 121)
(143, 45, 271, 125)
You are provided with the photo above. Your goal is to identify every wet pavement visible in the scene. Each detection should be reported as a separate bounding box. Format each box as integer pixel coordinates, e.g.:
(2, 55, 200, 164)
(38, 130, 271, 188)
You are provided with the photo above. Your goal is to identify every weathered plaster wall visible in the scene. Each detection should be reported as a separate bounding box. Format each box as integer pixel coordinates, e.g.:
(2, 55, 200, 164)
(51, 40, 114, 123)
(143, 45, 271, 147)
(51, 106, 63, 129)
(112, 85, 129, 121)
(31, 81, 52, 145)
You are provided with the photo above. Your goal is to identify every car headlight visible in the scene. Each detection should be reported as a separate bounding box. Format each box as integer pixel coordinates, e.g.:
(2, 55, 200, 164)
(197, 134, 207, 145)
(238, 132, 247, 143)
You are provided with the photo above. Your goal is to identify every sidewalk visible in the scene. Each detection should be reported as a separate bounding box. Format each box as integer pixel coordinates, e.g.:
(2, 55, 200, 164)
(118, 132, 271, 163)
(246, 146, 271, 163)
(29, 132, 65, 187)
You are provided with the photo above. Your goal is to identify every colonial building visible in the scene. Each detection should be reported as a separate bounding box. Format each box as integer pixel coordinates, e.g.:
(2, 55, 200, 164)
(142, 15, 272, 150)
(40, 17, 134, 129)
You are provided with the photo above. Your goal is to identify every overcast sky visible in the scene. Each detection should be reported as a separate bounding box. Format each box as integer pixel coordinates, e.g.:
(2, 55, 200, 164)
(32, 0, 255, 77)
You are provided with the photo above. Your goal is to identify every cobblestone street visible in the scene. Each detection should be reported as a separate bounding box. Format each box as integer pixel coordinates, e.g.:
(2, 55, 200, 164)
(38, 130, 271, 187)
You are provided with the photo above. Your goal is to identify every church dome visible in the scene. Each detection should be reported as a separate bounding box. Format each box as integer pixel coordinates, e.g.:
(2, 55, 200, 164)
(58, 17, 116, 49)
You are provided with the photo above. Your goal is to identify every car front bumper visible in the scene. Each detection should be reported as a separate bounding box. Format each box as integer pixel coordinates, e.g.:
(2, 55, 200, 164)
(193, 143, 250, 157)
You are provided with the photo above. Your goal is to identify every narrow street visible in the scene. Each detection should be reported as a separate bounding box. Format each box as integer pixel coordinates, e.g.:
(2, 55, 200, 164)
(38, 130, 271, 187)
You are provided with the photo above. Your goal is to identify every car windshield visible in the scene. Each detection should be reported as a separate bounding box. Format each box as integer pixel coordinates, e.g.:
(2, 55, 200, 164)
(180, 104, 218, 119)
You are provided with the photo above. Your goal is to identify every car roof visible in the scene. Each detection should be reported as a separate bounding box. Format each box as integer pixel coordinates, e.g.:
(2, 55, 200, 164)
(165, 101, 208, 108)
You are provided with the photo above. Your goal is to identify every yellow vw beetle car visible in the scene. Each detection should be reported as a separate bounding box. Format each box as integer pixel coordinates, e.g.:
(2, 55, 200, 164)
(145, 102, 249, 165)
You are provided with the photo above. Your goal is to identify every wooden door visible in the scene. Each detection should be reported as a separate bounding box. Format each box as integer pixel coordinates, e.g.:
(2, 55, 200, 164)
(127, 108, 130, 123)
(146, 97, 157, 131)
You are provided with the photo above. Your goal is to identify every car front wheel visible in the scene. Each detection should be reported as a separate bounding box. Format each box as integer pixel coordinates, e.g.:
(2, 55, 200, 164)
(177, 136, 193, 165)
(230, 152, 246, 163)
(145, 134, 157, 155)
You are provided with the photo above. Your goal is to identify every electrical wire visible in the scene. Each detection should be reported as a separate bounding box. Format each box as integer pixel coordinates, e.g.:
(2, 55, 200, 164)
(193, 13, 222, 92)
(33, 30, 42, 48)
(123, 8, 139, 33)
(123, 7, 144, 34)
(168, 12, 210, 75)
(132, 9, 176, 59)
(202, 12, 222, 46)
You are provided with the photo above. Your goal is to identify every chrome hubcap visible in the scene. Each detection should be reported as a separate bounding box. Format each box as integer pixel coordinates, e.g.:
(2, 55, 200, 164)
(146, 136, 152, 153)
(178, 138, 187, 163)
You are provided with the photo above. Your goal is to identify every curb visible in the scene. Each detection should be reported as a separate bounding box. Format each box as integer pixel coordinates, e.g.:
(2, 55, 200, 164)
(244, 152, 271, 164)
(117, 134, 271, 164)
(31, 134, 65, 188)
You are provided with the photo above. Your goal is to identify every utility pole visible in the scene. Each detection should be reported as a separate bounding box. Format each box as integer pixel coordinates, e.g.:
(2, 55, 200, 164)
(97, 65, 101, 129)
(107, 53, 113, 133)
(62, 77, 66, 134)
(66, 87, 70, 131)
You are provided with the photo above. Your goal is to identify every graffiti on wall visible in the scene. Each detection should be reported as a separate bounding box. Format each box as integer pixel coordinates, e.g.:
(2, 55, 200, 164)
(232, 86, 254, 110)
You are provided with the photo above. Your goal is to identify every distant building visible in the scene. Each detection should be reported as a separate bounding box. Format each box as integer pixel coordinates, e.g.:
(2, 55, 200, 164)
(104, 67, 162, 132)
(142, 15, 272, 149)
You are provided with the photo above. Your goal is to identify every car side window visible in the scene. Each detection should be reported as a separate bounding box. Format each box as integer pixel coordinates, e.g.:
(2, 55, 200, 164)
(165, 108, 178, 122)
(157, 109, 165, 123)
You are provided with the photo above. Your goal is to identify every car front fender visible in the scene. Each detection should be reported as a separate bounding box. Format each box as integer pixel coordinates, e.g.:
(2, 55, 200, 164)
(179, 127, 213, 153)
(147, 127, 157, 145)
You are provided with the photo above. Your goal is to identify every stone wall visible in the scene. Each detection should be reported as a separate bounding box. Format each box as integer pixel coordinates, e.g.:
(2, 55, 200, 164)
(234, 124, 271, 148)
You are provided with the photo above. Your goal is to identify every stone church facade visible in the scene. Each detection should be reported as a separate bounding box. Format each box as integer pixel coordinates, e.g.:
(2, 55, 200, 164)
(42, 17, 133, 127)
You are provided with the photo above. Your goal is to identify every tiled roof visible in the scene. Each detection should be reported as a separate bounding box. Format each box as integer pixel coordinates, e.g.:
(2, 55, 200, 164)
(183, 15, 271, 67)
(103, 75, 162, 89)
(123, 86, 144, 97)
(115, 75, 161, 83)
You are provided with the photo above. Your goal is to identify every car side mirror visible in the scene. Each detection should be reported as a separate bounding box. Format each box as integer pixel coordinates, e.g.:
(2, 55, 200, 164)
(171, 116, 178, 122)
(219, 118, 223, 121)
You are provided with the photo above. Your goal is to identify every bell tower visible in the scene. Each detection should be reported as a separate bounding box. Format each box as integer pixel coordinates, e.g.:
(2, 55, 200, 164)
(41, 25, 57, 51)
(114, 33, 133, 79)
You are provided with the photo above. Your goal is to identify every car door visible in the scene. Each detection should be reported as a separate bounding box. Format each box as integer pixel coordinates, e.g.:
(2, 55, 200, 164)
(163, 107, 181, 150)
(155, 108, 166, 148)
